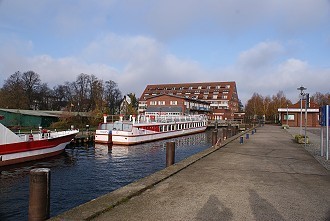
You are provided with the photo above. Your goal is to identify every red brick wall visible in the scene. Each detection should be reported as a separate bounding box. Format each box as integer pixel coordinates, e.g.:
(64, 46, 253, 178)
(147, 96, 186, 113)
(281, 112, 320, 127)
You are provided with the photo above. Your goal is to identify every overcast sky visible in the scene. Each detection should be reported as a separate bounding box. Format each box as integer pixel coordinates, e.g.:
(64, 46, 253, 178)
(0, 0, 329, 105)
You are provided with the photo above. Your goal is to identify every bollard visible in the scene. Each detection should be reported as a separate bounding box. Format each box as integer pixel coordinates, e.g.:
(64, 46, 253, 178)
(166, 142, 175, 167)
(29, 168, 50, 221)
(212, 129, 218, 146)
(240, 136, 243, 144)
(246, 133, 249, 139)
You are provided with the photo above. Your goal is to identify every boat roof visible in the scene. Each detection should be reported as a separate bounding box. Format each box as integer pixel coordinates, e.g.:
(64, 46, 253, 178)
(0, 109, 90, 117)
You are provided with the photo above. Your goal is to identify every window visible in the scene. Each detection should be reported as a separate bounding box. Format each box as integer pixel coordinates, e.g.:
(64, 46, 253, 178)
(226, 85, 230, 89)
(198, 86, 202, 89)
(189, 86, 193, 90)
(207, 86, 211, 89)
(203, 95, 208, 99)
(158, 101, 165, 105)
(213, 95, 218, 99)
(213, 91, 219, 94)
(170, 101, 178, 105)
(150, 101, 157, 105)
(284, 114, 294, 120)
(216, 85, 221, 89)
(223, 95, 228, 99)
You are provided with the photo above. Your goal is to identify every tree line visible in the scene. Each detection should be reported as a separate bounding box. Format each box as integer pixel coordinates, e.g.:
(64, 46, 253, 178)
(244, 91, 330, 123)
(1, 71, 329, 125)
(0, 71, 138, 115)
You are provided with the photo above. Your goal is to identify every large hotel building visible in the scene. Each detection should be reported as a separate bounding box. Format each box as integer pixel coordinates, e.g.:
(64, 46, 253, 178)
(138, 81, 240, 120)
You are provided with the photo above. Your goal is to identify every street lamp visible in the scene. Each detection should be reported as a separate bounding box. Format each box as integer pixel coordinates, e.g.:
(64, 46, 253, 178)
(297, 86, 307, 135)
(286, 104, 289, 126)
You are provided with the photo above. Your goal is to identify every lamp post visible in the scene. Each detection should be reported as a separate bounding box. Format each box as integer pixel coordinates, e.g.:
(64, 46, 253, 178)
(286, 104, 289, 126)
(297, 86, 307, 135)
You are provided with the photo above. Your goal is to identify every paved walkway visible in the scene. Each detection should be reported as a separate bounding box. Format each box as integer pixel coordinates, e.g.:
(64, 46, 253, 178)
(50, 125, 330, 221)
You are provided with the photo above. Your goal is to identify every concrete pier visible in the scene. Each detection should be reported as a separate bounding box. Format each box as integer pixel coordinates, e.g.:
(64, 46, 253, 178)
(49, 125, 330, 221)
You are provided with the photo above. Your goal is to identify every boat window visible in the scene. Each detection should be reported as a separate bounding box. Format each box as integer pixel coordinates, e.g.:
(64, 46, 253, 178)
(112, 122, 133, 131)
(122, 123, 132, 131)
(100, 123, 114, 130)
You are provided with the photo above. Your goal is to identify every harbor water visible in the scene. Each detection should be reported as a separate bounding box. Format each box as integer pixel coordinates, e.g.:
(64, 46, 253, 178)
(0, 129, 215, 221)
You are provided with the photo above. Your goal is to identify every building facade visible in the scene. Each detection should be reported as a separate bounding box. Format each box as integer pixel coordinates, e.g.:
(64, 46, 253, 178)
(143, 94, 210, 116)
(278, 101, 320, 127)
(139, 81, 239, 119)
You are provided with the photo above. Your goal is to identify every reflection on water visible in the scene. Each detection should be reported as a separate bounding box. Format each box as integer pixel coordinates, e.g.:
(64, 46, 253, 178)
(0, 129, 214, 221)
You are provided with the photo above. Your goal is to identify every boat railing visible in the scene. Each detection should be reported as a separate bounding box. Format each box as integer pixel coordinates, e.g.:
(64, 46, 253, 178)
(17, 129, 79, 141)
(137, 114, 207, 124)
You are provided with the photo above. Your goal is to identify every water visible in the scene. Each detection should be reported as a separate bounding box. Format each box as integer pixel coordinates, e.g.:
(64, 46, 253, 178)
(0, 130, 214, 221)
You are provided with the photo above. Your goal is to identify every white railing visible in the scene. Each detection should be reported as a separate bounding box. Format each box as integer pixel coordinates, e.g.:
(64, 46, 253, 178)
(137, 114, 207, 124)
(18, 129, 79, 141)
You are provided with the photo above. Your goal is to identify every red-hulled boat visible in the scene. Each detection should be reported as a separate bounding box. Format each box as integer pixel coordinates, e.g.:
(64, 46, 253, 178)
(0, 116, 79, 166)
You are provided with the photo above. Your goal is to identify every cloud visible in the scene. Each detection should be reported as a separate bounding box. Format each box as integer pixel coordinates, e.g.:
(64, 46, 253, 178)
(235, 57, 330, 105)
(136, 0, 330, 39)
(80, 33, 206, 96)
(0, 1, 329, 106)
(238, 41, 285, 69)
(0, 34, 205, 97)
(1, 34, 329, 106)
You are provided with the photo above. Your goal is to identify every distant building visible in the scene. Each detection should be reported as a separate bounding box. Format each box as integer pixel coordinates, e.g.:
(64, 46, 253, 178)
(144, 94, 210, 116)
(278, 101, 320, 127)
(139, 81, 239, 119)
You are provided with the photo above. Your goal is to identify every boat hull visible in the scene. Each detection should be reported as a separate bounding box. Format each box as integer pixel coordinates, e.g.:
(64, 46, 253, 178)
(0, 133, 77, 166)
(112, 126, 207, 145)
(95, 114, 208, 145)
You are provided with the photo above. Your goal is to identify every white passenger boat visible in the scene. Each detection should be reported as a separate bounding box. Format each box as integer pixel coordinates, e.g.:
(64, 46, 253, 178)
(95, 114, 207, 145)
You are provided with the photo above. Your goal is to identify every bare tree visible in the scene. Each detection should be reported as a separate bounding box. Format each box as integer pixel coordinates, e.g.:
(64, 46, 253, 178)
(245, 93, 264, 121)
(0, 71, 29, 109)
(104, 80, 122, 114)
(21, 71, 41, 109)
(269, 91, 291, 123)
(311, 92, 330, 106)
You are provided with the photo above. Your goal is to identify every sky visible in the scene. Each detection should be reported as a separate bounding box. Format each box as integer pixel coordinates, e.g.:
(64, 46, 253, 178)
(0, 0, 329, 105)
